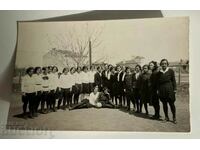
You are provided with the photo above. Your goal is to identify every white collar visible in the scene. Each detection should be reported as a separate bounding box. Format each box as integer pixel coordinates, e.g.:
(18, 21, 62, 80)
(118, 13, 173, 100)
(160, 67, 169, 74)
(135, 72, 140, 75)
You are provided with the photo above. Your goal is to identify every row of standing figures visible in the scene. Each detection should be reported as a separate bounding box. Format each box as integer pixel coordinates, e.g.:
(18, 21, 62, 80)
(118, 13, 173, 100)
(20, 59, 177, 124)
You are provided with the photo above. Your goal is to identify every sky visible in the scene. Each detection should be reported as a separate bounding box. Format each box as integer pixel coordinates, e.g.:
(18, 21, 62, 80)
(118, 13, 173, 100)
(15, 17, 189, 68)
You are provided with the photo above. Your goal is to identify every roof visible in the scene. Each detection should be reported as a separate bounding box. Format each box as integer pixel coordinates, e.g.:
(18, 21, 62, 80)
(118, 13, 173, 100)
(46, 48, 87, 58)
(169, 60, 189, 66)
(117, 59, 138, 65)
(33, 10, 163, 22)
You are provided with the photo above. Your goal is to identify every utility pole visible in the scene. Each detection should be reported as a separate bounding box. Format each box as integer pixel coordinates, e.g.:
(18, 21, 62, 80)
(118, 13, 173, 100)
(89, 40, 92, 68)
(178, 60, 181, 85)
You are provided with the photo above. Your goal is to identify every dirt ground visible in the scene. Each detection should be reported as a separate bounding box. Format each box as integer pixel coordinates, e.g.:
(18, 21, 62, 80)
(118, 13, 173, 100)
(7, 83, 190, 132)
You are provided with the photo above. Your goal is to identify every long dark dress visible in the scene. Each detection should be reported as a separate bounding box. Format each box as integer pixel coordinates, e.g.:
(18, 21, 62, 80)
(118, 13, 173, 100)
(124, 73, 135, 109)
(139, 72, 151, 103)
(150, 70, 160, 117)
(149, 70, 159, 105)
(157, 68, 176, 102)
(134, 73, 141, 112)
(134, 73, 141, 101)
(113, 72, 121, 96)
(94, 72, 103, 91)
(110, 73, 116, 98)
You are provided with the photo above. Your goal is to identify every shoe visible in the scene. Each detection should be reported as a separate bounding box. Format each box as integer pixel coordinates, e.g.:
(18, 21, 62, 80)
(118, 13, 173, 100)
(33, 113, 38, 117)
(46, 109, 50, 113)
(68, 106, 73, 111)
(40, 110, 46, 114)
(28, 115, 34, 119)
(22, 114, 28, 119)
(173, 118, 177, 124)
(150, 115, 157, 120)
(114, 105, 118, 109)
(163, 117, 170, 122)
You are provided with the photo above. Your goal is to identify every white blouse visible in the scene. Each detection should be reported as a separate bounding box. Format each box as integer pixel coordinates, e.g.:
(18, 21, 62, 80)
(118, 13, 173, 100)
(89, 92, 100, 105)
(89, 71, 96, 83)
(82, 72, 90, 83)
(21, 75, 36, 93)
(74, 72, 82, 84)
(59, 73, 75, 89)
(41, 74, 50, 92)
(49, 73, 59, 90)
(68, 73, 76, 87)
(33, 74, 43, 92)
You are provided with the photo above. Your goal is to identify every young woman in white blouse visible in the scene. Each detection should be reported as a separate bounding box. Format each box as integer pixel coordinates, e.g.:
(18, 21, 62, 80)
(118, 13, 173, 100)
(57, 67, 72, 110)
(69, 85, 102, 110)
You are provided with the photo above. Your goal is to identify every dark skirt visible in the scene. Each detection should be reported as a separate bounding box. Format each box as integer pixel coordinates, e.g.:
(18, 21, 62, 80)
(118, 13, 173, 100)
(111, 83, 117, 96)
(49, 90, 56, 101)
(26, 92, 36, 113)
(150, 91, 159, 106)
(113, 82, 123, 96)
(42, 91, 49, 102)
(89, 83, 95, 93)
(72, 85, 78, 94)
(126, 90, 134, 103)
(22, 95, 27, 103)
(57, 89, 63, 99)
(158, 82, 176, 102)
(140, 90, 151, 104)
(63, 88, 71, 99)
(82, 83, 90, 94)
(76, 84, 82, 93)
(134, 88, 140, 100)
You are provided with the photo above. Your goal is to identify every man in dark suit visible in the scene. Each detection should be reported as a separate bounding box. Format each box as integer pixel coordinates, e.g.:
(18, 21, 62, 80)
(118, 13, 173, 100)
(94, 66, 103, 91)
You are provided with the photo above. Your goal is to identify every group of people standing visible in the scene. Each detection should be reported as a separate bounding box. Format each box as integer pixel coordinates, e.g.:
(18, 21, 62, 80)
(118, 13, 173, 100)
(21, 58, 177, 124)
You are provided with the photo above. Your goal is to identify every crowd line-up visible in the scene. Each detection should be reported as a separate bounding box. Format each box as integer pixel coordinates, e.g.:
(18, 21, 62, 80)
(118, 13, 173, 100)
(21, 58, 177, 124)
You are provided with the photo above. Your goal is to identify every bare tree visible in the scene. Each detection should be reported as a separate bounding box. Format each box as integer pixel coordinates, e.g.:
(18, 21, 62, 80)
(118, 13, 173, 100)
(46, 23, 104, 66)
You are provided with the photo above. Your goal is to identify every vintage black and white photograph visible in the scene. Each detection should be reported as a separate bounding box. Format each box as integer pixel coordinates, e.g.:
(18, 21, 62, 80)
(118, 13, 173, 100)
(9, 16, 189, 132)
